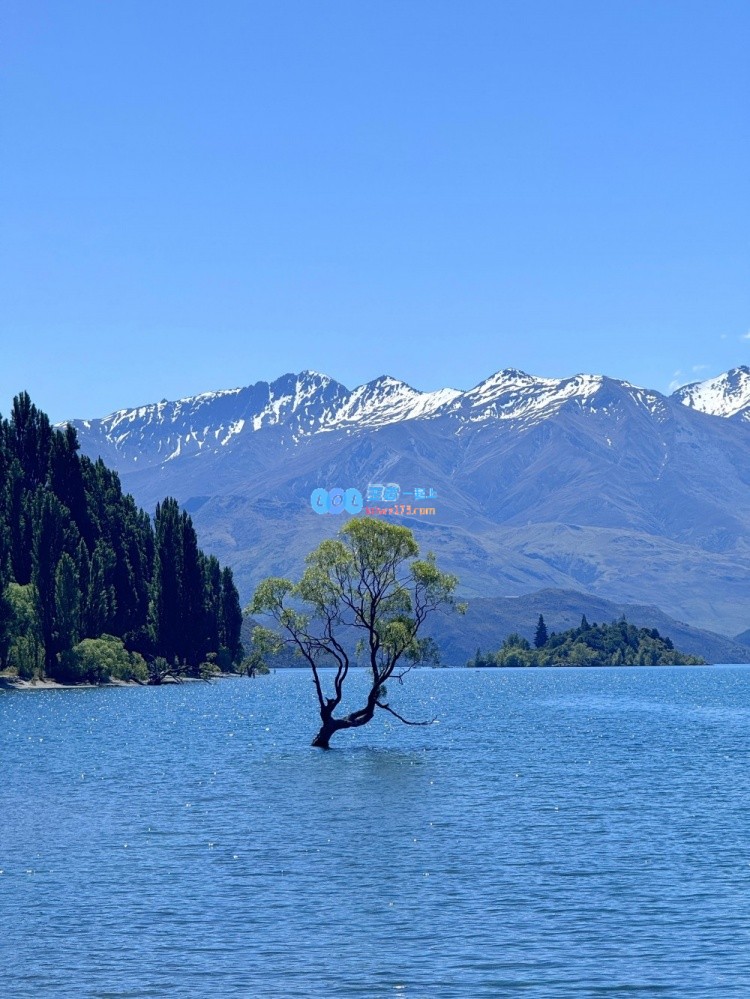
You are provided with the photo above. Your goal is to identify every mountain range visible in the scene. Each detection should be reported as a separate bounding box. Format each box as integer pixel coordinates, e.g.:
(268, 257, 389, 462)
(64, 365, 750, 644)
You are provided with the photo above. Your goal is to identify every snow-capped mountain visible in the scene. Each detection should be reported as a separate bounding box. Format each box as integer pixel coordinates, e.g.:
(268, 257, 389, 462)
(66, 366, 676, 467)
(444, 369, 669, 426)
(67, 370, 462, 468)
(672, 366, 750, 421)
(64, 365, 750, 640)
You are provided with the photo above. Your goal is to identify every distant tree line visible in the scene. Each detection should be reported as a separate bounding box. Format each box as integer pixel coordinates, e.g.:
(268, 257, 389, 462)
(0, 393, 244, 683)
(469, 614, 705, 667)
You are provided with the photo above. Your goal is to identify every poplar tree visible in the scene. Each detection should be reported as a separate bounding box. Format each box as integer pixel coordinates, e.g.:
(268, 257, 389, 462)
(32, 490, 73, 673)
(149, 498, 183, 666)
(54, 553, 81, 656)
(534, 614, 548, 648)
(220, 566, 243, 663)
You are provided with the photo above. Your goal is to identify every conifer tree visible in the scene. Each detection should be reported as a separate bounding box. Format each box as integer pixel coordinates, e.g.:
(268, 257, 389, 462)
(220, 566, 243, 664)
(9, 392, 52, 490)
(32, 489, 75, 673)
(88, 540, 117, 636)
(203, 555, 223, 657)
(0, 394, 244, 682)
(149, 498, 183, 665)
(54, 553, 81, 656)
(534, 614, 548, 648)
(0, 573, 13, 670)
(49, 425, 90, 544)
(7, 461, 30, 584)
(179, 510, 207, 666)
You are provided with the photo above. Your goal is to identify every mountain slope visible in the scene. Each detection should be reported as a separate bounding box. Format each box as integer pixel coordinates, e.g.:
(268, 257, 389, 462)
(673, 366, 750, 421)
(244, 588, 750, 666)
(67, 371, 462, 470)
(426, 589, 750, 665)
(65, 367, 750, 639)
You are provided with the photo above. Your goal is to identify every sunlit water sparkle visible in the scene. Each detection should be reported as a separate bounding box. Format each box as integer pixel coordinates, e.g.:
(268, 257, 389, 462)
(2, 666, 750, 997)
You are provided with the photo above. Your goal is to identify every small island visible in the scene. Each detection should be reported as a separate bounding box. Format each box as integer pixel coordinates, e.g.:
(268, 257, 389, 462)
(469, 615, 705, 667)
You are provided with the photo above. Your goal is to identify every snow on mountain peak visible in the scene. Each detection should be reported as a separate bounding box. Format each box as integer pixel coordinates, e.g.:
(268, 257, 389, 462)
(673, 366, 750, 420)
(321, 375, 461, 430)
(453, 369, 610, 425)
(65, 364, 749, 470)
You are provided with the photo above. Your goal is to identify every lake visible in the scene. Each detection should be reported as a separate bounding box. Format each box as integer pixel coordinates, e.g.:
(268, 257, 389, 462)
(2, 666, 750, 997)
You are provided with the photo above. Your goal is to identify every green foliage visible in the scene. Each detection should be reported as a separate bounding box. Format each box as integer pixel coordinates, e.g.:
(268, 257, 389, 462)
(57, 635, 148, 684)
(54, 553, 80, 655)
(0, 586, 14, 669)
(215, 646, 238, 674)
(148, 656, 171, 685)
(220, 566, 243, 662)
(249, 517, 459, 746)
(198, 652, 221, 679)
(0, 393, 244, 682)
(468, 617, 705, 667)
(4, 583, 44, 679)
(534, 614, 548, 648)
(240, 653, 270, 676)
(503, 632, 531, 650)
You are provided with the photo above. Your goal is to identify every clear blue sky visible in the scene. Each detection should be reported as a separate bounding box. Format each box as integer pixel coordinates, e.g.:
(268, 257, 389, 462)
(2, 0, 748, 422)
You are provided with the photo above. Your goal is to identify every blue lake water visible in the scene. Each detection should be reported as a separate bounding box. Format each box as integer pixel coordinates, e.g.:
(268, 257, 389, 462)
(2, 666, 750, 998)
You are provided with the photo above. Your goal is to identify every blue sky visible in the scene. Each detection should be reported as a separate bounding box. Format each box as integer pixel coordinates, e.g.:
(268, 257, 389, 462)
(1, 0, 748, 422)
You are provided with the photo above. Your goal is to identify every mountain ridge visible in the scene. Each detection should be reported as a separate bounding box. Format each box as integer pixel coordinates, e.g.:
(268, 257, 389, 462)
(64, 365, 750, 472)
(673, 366, 750, 421)
(60, 365, 750, 640)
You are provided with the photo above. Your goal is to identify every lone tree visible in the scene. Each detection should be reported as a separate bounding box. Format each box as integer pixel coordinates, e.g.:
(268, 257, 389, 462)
(534, 614, 548, 648)
(248, 518, 461, 749)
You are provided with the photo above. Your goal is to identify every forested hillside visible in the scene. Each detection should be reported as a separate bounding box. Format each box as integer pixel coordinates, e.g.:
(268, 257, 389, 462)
(0, 393, 243, 683)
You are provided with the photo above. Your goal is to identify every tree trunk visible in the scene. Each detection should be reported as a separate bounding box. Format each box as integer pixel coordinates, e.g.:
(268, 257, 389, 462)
(312, 701, 379, 749)
(312, 718, 339, 749)
(311, 703, 349, 749)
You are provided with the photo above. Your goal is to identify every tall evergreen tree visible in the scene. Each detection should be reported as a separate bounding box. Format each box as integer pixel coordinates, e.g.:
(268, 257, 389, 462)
(9, 392, 52, 491)
(179, 510, 207, 667)
(0, 585, 13, 670)
(87, 540, 117, 636)
(49, 424, 91, 544)
(54, 553, 81, 657)
(8, 460, 31, 584)
(149, 498, 183, 665)
(203, 555, 223, 658)
(534, 614, 548, 648)
(0, 395, 243, 682)
(32, 490, 75, 673)
(220, 566, 243, 664)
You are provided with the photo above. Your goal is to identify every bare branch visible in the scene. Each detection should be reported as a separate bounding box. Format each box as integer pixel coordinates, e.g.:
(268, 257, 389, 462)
(376, 701, 436, 726)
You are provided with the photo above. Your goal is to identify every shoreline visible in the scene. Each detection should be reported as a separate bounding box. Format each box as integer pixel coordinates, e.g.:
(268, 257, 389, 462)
(0, 676, 142, 691)
(0, 674, 244, 692)
(1, 663, 746, 692)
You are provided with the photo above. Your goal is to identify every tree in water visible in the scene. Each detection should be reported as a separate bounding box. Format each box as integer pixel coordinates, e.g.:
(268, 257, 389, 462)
(249, 518, 461, 749)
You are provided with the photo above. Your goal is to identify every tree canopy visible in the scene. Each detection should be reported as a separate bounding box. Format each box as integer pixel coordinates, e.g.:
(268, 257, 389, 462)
(470, 616, 704, 667)
(249, 517, 461, 748)
(0, 392, 243, 682)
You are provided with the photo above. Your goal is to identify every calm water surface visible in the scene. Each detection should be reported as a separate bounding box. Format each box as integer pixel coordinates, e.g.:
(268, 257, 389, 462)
(2, 666, 750, 998)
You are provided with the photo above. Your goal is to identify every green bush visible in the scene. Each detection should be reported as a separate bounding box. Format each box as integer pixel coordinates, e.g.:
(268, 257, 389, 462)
(5, 583, 44, 679)
(55, 635, 148, 684)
